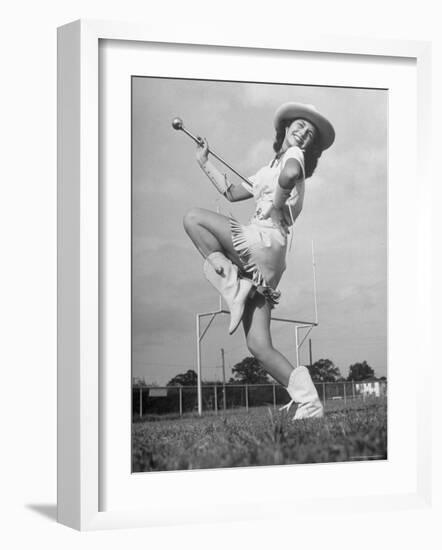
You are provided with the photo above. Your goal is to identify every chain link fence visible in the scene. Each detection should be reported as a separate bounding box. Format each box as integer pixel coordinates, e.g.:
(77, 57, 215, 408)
(133, 380, 387, 418)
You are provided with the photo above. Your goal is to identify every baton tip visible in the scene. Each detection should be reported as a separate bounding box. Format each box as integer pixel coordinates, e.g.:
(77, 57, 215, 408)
(172, 117, 183, 130)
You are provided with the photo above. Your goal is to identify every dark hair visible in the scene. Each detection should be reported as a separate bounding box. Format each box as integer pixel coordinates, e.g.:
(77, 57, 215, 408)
(272, 119, 322, 179)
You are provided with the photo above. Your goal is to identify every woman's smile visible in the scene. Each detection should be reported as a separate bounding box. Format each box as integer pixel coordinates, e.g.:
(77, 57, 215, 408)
(285, 119, 317, 151)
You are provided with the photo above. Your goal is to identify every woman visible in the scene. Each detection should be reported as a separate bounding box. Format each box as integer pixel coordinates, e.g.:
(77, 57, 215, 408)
(183, 102, 335, 419)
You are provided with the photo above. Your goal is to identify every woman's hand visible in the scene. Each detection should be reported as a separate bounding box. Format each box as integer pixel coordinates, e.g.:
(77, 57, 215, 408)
(196, 137, 210, 166)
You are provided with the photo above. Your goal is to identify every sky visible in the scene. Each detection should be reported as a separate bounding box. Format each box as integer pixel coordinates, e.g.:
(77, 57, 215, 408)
(131, 77, 387, 385)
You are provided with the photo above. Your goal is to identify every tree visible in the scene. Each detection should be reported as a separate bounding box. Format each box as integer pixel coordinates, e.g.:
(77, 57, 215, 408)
(167, 369, 198, 386)
(132, 377, 147, 387)
(309, 359, 341, 382)
(230, 356, 270, 384)
(347, 361, 375, 381)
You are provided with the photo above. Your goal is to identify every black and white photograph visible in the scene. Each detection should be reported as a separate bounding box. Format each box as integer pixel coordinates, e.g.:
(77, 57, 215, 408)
(131, 76, 388, 472)
(4, 0, 439, 542)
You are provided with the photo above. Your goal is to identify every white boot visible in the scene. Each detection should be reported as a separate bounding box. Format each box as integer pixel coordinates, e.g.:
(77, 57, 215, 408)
(282, 366, 324, 420)
(204, 252, 253, 335)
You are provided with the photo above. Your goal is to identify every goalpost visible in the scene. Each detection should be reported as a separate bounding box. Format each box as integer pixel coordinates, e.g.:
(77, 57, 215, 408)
(195, 241, 319, 415)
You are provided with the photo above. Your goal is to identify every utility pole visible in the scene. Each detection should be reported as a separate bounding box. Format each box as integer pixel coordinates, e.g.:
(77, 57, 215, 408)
(221, 348, 226, 411)
(309, 338, 313, 368)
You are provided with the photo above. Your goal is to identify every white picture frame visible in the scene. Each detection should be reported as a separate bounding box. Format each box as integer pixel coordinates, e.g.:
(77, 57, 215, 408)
(57, 19, 432, 531)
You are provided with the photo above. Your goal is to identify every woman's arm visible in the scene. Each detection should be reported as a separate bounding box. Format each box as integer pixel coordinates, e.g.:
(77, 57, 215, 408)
(278, 157, 303, 192)
(225, 183, 253, 202)
(284, 178, 305, 224)
(261, 157, 304, 219)
(196, 138, 253, 202)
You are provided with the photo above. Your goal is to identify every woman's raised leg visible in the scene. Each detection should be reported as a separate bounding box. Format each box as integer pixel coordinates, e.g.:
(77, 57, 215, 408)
(183, 207, 242, 266)
(183, 207, 253, 334)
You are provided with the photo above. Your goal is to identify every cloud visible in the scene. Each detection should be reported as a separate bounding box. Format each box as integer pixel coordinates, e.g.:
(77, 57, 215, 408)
(335, 281, 387, 310)
(239, 83, 287, 108)
(238, 138, 274, 174)
(132, 300, 193, 346)
(132, 241, 222, 350)
(133, 176, 188, 199)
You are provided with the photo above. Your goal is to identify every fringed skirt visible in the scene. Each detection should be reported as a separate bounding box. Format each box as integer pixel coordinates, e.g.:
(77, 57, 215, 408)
(230, 217, 288, 307)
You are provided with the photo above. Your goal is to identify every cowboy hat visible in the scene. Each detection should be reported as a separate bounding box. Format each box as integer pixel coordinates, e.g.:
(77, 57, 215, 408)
(273, 102, 335, 150)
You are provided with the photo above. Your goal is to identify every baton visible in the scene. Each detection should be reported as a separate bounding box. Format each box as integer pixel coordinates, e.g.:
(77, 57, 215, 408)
(171, 117, 253, 188)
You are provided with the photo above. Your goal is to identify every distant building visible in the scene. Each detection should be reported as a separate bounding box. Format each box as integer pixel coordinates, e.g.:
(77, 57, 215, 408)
(355, 380, 387, 397)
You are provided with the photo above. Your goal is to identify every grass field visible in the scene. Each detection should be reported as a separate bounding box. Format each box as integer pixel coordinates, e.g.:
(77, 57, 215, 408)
(132, 397, 387, 472)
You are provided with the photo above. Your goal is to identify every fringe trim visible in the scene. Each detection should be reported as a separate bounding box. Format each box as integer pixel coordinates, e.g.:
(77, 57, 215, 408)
(230, 216, 281, 307)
